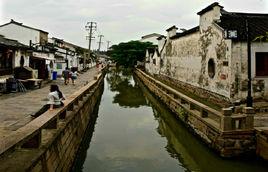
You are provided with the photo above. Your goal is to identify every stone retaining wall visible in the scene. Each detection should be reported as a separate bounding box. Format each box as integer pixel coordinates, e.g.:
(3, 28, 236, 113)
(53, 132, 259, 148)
(0, 73, 104, 172)
(135, 69, 255, 157)
(156, 74, 231, 107)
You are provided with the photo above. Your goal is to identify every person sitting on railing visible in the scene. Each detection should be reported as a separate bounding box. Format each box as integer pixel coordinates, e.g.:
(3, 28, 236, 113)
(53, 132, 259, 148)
(31, 84, 65, 118)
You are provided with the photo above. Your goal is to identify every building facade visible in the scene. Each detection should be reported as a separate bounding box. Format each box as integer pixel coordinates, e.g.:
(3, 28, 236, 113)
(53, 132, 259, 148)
(0, 19, 55, 80)
(145, 2, 268, 104)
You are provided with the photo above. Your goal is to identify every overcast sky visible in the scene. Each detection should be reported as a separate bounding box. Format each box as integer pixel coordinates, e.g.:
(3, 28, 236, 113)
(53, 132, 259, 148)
(0, 0, 267, 50)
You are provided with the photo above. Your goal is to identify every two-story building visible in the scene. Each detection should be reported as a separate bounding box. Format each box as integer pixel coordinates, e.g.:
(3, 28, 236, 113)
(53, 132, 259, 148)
(0, 19, 55, 80)
(49, 37, 87, 76)
(145, 2, 268, 106)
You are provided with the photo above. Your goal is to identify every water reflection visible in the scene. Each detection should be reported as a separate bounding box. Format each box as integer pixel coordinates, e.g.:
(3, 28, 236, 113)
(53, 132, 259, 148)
(71, 83, 104, 172)
(136, 75, 268, 172)
(106, 68, 147, 108)
(72, 68, 268, 172)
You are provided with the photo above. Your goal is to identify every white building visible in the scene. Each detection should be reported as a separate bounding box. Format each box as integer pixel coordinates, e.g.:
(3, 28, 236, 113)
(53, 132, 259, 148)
(140, 33, 163, 45)
(145, 2, 268, 105)
(0, 19, 55, 80)
(49, 37, 82, 76)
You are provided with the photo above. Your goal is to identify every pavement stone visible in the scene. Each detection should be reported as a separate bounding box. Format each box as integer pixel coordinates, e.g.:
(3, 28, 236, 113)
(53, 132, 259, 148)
(0, 67, 98, 137)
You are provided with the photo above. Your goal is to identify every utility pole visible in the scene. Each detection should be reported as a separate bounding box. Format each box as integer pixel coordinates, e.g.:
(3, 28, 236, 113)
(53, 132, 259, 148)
(97, 35, 104, 52)
(107, 41, 111, 51)
(85, 22, 97, 68)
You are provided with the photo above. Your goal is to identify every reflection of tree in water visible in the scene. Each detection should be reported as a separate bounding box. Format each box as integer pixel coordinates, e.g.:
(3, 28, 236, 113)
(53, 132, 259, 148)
(106, 68, 147, 108)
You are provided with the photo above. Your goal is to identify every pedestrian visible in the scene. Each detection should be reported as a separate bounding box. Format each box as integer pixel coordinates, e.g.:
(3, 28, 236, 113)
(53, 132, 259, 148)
(70, 69, 78, 85)
(62, 67, 70, 85)
(31, 84, 65, 118)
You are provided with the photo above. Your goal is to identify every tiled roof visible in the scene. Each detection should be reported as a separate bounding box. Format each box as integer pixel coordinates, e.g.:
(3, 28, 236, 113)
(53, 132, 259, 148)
(170, 26, 199, 40)
(141, 33, 162, 39)
(0, 35, 29, 49)
(197, 2, 223, 15)
(166, 25, 178, 32)
(157, 35, 166, 40)
(217, 10, 268, 41)
(0, 19, 48, 34)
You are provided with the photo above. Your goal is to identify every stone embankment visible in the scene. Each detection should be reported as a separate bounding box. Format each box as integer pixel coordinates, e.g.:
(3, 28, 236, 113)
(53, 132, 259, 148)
(135, 68, 256, 157)
(0, 70, 105, 172)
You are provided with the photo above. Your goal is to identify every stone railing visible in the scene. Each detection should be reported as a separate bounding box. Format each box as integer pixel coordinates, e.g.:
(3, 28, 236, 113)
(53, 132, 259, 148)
(0, 73, 104, 171)
(135, 69, 254, 132)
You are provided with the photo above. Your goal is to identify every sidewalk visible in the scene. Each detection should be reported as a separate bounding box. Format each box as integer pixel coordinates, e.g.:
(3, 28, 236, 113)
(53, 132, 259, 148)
(0, 67, 98, 137)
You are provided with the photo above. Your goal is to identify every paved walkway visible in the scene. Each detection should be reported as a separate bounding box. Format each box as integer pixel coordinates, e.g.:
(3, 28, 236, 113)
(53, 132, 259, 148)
(0, 68, 98, 137)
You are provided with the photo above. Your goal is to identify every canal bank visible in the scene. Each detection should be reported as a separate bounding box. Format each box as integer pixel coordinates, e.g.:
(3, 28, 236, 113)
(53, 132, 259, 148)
(135, 68, 255, 158)
(0, 71, 105, 172)
(72, 68, 268, 172)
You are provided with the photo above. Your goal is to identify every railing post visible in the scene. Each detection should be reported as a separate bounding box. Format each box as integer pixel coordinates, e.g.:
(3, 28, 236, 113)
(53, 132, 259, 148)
(243, 107, 255, 130)
(221, 108, 233, 131)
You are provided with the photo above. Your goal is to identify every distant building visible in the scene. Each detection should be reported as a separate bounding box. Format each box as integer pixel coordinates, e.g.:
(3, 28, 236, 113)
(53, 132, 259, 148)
(140, 33, 163, 45)
(145, 2, 268, 104)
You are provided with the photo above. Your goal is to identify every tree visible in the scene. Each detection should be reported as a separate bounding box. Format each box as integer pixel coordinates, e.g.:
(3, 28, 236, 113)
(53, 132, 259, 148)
(107, 41, 155, 67)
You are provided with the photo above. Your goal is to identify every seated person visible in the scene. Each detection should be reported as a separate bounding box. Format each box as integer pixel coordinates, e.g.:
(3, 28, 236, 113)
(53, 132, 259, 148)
(31, 84, 65, 117)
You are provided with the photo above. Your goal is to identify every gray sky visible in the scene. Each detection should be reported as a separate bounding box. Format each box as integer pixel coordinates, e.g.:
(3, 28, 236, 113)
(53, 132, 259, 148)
(0, 0, 267, 50)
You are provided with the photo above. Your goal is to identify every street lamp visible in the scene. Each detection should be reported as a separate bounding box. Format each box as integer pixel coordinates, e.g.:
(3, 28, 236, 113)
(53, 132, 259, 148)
(246, 18, 253, 107)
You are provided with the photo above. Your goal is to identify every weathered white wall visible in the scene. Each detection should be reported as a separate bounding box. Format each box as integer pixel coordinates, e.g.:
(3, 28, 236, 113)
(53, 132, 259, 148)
(199, 6, 221, 31)
(231, 42, 268, 100)
(0, 23, 40, 45)
(147, 25, 232, 99)
(161, 32, 201, 86)
(14, 50, 30, 67)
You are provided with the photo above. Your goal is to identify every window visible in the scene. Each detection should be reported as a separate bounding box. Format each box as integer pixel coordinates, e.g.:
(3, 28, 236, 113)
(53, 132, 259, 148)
(57, 63, 62, 69)
(208, 58, 215, 78)
(256, 52, 268, 77)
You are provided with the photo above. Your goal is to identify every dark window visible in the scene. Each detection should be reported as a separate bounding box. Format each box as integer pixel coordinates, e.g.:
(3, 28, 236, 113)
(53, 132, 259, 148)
(256, 52, 268, 77)
(153, 59, 156, 65)
(20, 56, 25, 67)
(160, 59, 164, 68)
(223, 61, 228, 66)
(208, 58, 215, 78)
(0, 50, 13, 75)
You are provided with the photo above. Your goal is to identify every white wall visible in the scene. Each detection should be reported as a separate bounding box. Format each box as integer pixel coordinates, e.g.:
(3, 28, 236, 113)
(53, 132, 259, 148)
(0, 23, 40, 46)
(14, 50, 30, 67)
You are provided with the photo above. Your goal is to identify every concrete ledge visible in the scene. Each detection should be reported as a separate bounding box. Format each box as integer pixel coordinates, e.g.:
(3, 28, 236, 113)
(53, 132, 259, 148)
(0, 72, 105, 171)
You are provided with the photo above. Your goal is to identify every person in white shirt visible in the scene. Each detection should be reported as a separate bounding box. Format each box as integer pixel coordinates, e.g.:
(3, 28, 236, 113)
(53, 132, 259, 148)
(31, 84, 65, 117)
(70, 69, 78, 85)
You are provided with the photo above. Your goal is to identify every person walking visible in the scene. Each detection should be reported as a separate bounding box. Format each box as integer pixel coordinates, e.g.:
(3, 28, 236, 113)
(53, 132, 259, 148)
(70, 69, 78, 85)
(31, 84, 65, 117)
(62, 67, 70, 85)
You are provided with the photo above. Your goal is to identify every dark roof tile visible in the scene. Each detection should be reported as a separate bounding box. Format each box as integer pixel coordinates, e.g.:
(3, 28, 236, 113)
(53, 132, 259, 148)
(217, 11, 268, 41)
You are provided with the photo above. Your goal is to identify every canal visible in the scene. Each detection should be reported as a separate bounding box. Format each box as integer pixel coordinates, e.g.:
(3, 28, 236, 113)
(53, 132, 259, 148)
(72, 68, 268, 172)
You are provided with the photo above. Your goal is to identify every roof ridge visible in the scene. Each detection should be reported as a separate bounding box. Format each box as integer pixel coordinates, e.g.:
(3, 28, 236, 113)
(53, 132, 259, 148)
(0, 19, 49, 34)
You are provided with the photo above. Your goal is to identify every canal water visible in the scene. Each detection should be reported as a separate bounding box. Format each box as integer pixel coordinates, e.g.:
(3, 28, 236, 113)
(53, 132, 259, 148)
(72, 68, 268, 172)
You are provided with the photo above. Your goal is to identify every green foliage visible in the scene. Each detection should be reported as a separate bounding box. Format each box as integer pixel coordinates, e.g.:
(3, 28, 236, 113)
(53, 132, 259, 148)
(107, 41, 155, 67)
(253, 32, 268, 42)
